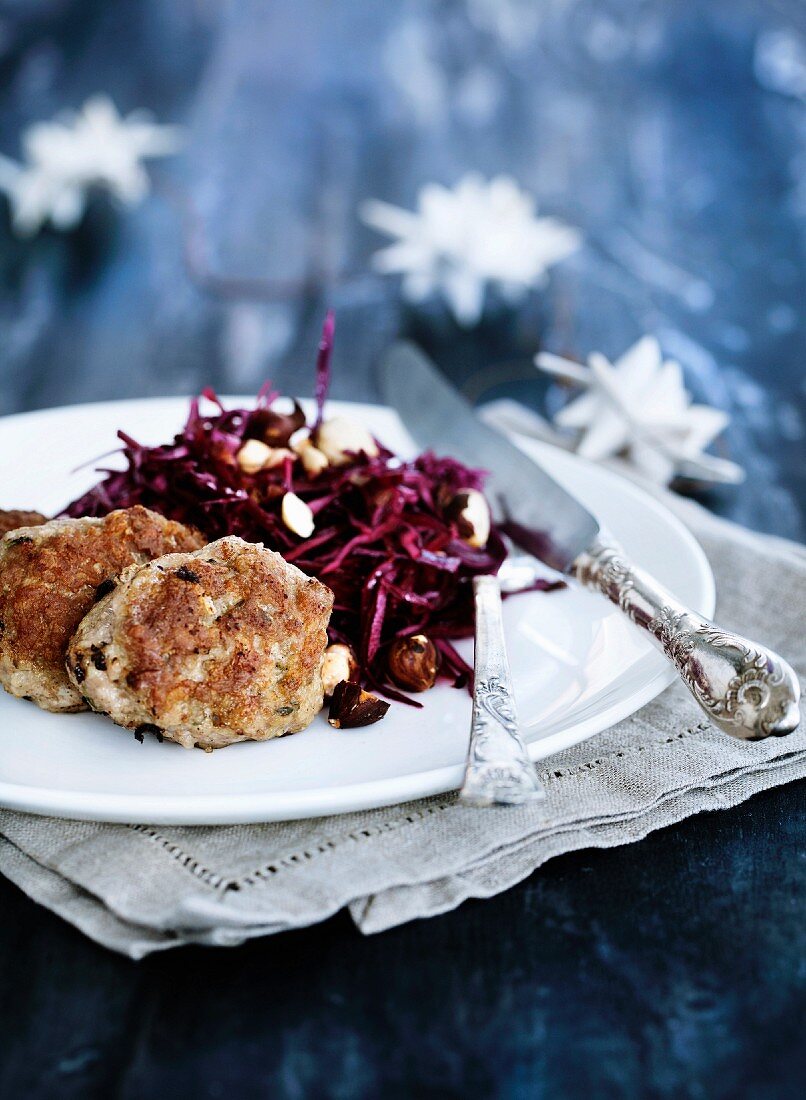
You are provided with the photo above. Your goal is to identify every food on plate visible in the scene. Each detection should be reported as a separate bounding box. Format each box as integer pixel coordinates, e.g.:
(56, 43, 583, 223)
(0, 509, 48, 537)
(387, 634, 441, 692)
(63, 388, 505, 708)
(0, 507, 203, 712)
(65, 316, 565, 714)
(0, 315, 564, 746)
(67, 536, 334, 750)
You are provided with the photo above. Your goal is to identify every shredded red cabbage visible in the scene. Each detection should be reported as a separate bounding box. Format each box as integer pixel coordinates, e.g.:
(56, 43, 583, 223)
(63, 318, 560, 704)
(314, 308, 335, 430)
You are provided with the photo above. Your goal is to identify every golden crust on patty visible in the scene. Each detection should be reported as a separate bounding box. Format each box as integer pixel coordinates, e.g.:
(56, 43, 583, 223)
(0, 510, 48, 538)
(0, 507, 204, 712)
(67, 536, 334, 749)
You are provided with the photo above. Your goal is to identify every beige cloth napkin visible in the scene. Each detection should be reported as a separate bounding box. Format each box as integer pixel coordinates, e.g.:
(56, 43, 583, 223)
(0, 476, 803, 958)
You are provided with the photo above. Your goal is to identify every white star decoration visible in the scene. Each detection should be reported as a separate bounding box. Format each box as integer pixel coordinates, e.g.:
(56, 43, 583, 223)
(0, 95, 183, 236)
(361, 174, 581, 326)
(536, 336, 745, 486)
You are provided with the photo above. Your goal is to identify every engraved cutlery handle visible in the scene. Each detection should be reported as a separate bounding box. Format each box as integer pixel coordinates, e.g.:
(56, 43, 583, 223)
(460, 575, 545, 806)
(572, 534, 801, 741)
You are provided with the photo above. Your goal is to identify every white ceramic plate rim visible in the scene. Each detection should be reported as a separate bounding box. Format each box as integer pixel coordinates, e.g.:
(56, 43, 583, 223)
(0, 397, 715, 823)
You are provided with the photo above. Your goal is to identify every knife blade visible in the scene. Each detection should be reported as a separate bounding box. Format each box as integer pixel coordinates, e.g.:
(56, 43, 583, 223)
(377, 341, 598, 573)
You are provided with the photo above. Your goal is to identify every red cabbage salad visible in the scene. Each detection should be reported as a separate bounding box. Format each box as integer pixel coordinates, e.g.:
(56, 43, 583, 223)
(64, 314, 560, 705)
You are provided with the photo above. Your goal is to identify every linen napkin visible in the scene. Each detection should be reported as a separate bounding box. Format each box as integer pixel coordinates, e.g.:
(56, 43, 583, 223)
(0, 467, 803, 957)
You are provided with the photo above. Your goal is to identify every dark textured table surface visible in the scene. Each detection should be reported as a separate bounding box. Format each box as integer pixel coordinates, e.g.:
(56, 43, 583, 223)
(0, 2, 804, 1097)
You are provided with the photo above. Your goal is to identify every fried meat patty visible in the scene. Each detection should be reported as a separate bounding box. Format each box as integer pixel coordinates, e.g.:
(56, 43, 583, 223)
(67, 536, 334, 749)
(0, 507, 204, 712)
(0, 510, 48, 538)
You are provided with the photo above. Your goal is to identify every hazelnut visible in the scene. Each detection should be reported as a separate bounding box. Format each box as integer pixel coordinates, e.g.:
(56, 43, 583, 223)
(451, 489, 491, 549)
(293, 434, 330, 478)
(321, 643, 358, 697)
(314, 417, 379, 466)
(328, 681, 390, 728)
(388, 634, 441, 692)
(281, 491, 315, 538)
(237, 438, 273, 474)
(245, 401, 306, 447)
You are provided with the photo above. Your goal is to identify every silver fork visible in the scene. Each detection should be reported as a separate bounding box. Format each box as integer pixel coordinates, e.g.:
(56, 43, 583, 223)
(458, 572, 546, 806)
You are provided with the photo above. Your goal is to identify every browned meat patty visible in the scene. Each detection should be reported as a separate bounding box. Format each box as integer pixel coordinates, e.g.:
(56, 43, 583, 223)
(67, 536, 334, 749)
(0, 510, 48, 538)
(0, 507, 204, 712)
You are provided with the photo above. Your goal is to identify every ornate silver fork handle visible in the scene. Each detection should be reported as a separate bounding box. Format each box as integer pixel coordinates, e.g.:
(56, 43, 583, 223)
(573, 534, 801, 741)
(459, 575, 546, 806)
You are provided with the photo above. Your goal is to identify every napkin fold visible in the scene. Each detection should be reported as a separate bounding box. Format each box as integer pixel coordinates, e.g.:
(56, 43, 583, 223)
(0, 460, 803, 958)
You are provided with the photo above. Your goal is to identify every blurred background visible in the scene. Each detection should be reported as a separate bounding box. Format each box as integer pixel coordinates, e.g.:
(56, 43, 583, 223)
(0, 0, 803, 538)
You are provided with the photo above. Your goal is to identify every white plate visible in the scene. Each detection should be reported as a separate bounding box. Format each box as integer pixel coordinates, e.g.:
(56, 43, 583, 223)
(0, 397, 714, 824)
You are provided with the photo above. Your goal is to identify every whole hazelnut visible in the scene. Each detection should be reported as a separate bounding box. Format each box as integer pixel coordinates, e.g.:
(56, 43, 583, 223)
(388, 634, 441, 692)
(321, 643, 358, 697)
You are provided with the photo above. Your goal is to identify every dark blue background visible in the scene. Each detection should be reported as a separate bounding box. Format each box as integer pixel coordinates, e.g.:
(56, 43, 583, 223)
(0, 2, 803, 1096)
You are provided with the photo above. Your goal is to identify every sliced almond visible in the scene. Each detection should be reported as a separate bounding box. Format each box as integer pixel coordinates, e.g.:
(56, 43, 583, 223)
(281, 491, 315, 538)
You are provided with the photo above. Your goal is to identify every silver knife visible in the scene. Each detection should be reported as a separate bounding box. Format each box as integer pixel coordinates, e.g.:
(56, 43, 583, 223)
(378, 342, 800, 742)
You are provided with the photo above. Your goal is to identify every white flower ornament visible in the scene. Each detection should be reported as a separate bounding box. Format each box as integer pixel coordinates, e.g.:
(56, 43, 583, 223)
(361, 174, 581, 326)
(536, 336, 745, 486)
(0, 95, 183, 236)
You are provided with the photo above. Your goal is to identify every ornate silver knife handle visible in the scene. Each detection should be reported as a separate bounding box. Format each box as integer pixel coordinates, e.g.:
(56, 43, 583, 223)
(572, 534, 801, 741)
(459, 575, 546, 806)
